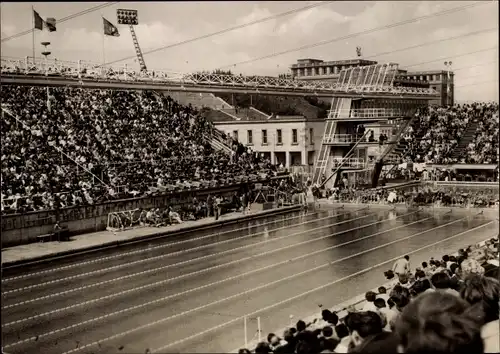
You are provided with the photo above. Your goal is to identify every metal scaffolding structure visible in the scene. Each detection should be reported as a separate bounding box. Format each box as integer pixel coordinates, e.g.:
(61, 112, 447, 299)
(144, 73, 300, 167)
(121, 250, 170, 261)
(0, 57, 439, 97)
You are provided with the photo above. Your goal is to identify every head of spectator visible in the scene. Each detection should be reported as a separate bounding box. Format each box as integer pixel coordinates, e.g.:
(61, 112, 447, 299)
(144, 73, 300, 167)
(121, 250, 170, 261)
(457, 255, 466, 265)
(422, 261, 428, 269)
(238, 349, 251, 354)
(387, 298, 396, 309)
(450, 255, 457, 263)
(378, 286, 387, 295)
(390, 285, 411, 312)
(384, 269, 395, 280)
(365, 291, 377, 303)
(411, 278, 432, 297)
(398, 273, 410, 286)
(255, 342, 271, 354)
(318, 336, 338, 353)
(327, 312, 339, 326)
(296, 319, 307, 332)
(460, 274, 499, 324)
(321, 309, 332, 322)
(374, 298, 386, 309)
(322, 326, 334, 338)
(296, 340, 313, 354)
(442, 255, 450, 263)
(414, 269, 426, 280)
(334, 323, 350, 339)
(395, 291, 484, 354)
(312, 328, 322, 338)
(349, 331, 399, 353)
(282, 329, 297, 352)
(267, 332, 278, 345)
(404, 255, 410, 261)
(450, 262, 460, 275)
(430, 271, 454, 290)
(344, 311, 384, 348)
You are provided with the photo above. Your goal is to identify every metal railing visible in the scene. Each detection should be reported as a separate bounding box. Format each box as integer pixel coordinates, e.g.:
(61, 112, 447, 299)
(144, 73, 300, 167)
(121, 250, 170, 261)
(327, 108, 407, 119)
(0, 56, 439, 96)
(323, 134, 356, 144)
(322, 134, 379, 144)
(332, 157, 366, 169)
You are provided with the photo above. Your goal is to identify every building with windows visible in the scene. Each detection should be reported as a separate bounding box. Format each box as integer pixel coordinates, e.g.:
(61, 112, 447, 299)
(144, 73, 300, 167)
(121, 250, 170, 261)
(213, 115, 324, 169)
(290, 58, 453, 106)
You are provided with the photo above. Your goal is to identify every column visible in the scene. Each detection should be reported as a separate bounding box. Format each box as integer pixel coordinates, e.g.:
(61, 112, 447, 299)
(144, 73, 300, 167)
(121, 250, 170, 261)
(285, 151, 291, 169)
(271, 151, 276, 165)
(301, 151, 307, 166)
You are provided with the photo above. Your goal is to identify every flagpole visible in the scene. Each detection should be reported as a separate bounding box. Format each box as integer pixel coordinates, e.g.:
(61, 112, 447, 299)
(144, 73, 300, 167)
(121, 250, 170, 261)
(102, 16, 105, 66)
(32, 6, 35, 64)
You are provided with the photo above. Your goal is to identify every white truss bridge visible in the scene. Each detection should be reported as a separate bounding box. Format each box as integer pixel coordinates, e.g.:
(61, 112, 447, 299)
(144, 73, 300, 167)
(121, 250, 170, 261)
(1, 56, 439, 97)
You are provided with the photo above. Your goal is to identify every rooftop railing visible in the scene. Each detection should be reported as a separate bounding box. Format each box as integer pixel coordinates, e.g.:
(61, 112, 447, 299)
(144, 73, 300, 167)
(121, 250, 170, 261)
(327, 108, 408, 119)
(1, 56, 439, 96)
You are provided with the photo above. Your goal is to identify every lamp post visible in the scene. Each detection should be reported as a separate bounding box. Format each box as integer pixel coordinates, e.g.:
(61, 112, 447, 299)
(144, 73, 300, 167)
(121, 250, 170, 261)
(41, 41, 51, 76)
(444, 61, 452, 106)
(41, 41, 51, 111)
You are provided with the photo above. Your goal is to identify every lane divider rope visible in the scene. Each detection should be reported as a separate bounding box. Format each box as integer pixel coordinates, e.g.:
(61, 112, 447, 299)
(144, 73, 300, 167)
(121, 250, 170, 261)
(2, 209, 333, 282)
(59, 218, 492, 354)
(3, 214, 472, 349)
(155, 221, 494, 354)
(1, 209, 375, 296)
(2, 211, 429, 327)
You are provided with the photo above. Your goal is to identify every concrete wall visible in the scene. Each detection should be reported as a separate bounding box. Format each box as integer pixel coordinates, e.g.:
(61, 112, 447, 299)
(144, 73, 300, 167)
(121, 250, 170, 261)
(1, 183, 256, 248)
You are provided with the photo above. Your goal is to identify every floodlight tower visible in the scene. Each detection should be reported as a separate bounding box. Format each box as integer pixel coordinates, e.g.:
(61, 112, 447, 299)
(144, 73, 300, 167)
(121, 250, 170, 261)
(41, 41, 51, 75)
(117, 9, 147, 72)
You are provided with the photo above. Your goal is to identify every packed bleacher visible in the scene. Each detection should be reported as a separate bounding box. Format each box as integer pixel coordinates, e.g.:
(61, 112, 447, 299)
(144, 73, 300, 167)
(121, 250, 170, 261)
(241, 237, 499, 354)
(329, 184, 499, 209)
(1, 85, 276, 214)
(402, 103, 499, 165)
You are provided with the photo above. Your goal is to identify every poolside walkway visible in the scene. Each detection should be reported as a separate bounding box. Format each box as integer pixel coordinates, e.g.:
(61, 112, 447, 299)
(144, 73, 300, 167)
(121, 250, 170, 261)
(2, 204, 300, 266)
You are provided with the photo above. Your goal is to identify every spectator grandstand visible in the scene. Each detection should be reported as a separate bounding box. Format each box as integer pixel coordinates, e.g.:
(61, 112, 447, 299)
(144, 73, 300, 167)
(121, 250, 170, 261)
(393, 103, 499, 165)
(1, 85, 277, 214)
(329, 183, 499, 209)
(241, 237, 499, 354)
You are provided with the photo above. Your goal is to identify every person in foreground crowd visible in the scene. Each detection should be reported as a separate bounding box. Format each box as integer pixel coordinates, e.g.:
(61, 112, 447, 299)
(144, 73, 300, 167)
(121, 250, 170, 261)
(460, 274, 500, 353)
(237, 237, 499, 354)
(395, 291, 485, 354)
(392, 255, 411, 279)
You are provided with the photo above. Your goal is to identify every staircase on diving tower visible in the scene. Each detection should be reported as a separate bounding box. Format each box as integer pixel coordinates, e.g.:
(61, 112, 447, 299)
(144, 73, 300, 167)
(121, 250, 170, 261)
(312, 97, 353, 187)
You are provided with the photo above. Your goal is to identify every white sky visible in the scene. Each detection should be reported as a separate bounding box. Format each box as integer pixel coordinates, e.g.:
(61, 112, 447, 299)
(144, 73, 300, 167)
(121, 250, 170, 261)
(1, 1, 498, 102)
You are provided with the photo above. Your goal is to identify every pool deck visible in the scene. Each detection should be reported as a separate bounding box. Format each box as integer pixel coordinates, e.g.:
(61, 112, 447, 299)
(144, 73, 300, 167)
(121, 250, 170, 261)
(1, 204, 301, 266)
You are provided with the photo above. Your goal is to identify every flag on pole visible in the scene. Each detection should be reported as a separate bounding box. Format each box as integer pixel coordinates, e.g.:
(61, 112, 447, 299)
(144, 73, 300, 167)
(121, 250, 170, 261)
(356, 46, 362, 57)
(33, 10, 44, 30)
(46, 18, 57, 32)
(103, 17, 120, 37)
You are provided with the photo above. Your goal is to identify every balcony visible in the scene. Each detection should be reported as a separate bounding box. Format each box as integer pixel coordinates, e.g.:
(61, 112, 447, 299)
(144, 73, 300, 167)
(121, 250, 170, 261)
(322, 134, 377, 145)
(327, 108, 406, 119)
(332, 157, 366, 169)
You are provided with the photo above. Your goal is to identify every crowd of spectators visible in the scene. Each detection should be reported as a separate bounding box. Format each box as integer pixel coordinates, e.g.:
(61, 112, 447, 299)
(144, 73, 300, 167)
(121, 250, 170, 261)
(401, 103, 498, 165)
(462, 104, 499, 164)
(1, 85, 275, 214)
(329, 184, 499, 208)
(241, 238, 499, 354)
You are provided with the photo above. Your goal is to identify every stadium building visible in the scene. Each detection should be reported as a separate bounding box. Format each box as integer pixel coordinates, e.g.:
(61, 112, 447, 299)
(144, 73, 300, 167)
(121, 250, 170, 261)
(290, 58, 454, 106)
(205, 59, 444, 187)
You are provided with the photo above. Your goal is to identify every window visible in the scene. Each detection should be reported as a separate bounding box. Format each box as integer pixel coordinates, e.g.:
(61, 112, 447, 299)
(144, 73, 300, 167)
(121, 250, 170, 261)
(247, 130, 253, 145)
(262, 129, 268, 145)
(277, 129, 283, 144)
(292, 129, 298, 144)
(309, 128, 314, 144)
(232, 130, 238, 141)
